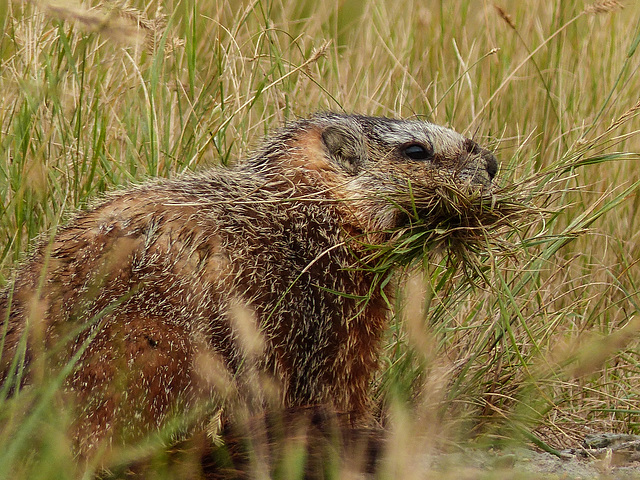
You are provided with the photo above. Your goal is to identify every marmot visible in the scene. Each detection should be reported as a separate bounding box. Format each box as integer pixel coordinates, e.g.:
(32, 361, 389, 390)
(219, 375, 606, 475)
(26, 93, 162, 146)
(0, 112, 498, 455)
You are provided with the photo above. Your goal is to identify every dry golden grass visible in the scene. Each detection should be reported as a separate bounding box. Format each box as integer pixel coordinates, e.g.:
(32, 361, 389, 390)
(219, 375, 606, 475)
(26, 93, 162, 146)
(2, 0, 640, 477)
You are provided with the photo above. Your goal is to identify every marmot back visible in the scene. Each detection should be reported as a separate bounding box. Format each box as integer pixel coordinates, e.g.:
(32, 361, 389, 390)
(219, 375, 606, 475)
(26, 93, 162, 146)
(0, 112, 498, 454)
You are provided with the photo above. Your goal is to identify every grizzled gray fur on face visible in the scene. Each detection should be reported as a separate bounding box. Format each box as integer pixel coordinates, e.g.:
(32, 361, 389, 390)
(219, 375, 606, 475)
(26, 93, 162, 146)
(0, 112, 497, 456)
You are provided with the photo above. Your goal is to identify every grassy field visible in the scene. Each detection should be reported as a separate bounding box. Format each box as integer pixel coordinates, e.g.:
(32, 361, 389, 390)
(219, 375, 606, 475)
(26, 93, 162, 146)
(1, 0, 640, 477)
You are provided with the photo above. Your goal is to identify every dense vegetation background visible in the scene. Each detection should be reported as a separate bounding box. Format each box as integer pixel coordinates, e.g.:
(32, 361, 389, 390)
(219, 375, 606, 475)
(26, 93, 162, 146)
(1, 0, 640, 477)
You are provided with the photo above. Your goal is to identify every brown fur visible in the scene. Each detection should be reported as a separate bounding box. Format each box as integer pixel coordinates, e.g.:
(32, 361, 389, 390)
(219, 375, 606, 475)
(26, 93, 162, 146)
(0, 113, 497, 456)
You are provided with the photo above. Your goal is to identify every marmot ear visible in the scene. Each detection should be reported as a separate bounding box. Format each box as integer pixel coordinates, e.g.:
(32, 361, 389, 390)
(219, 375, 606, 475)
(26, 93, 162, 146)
(321, 126, 365, 175)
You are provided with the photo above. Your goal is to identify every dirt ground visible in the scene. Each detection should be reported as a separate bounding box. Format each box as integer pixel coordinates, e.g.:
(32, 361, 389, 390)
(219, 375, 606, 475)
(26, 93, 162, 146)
(429, 439, 640, 479)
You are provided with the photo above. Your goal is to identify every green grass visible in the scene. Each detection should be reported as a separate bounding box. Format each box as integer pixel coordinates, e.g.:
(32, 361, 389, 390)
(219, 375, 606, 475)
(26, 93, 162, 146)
(2, 0, 640, 478)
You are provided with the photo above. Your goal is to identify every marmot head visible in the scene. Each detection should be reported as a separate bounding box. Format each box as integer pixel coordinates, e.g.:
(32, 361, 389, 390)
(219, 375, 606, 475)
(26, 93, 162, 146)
(254, 112, 499, 234)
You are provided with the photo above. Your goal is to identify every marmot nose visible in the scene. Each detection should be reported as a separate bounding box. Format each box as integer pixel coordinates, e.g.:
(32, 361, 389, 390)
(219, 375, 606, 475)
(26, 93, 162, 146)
(484, 152, 498, 180)
(465, 139, 498, 182)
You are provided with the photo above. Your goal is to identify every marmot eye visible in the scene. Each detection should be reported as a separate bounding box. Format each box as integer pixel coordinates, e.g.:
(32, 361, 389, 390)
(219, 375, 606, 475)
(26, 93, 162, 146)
(403, 143, 432, 160)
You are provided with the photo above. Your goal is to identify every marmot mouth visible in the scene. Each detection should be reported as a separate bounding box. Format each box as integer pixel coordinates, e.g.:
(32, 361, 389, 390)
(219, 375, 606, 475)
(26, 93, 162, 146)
(359, 180, 534, 280)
